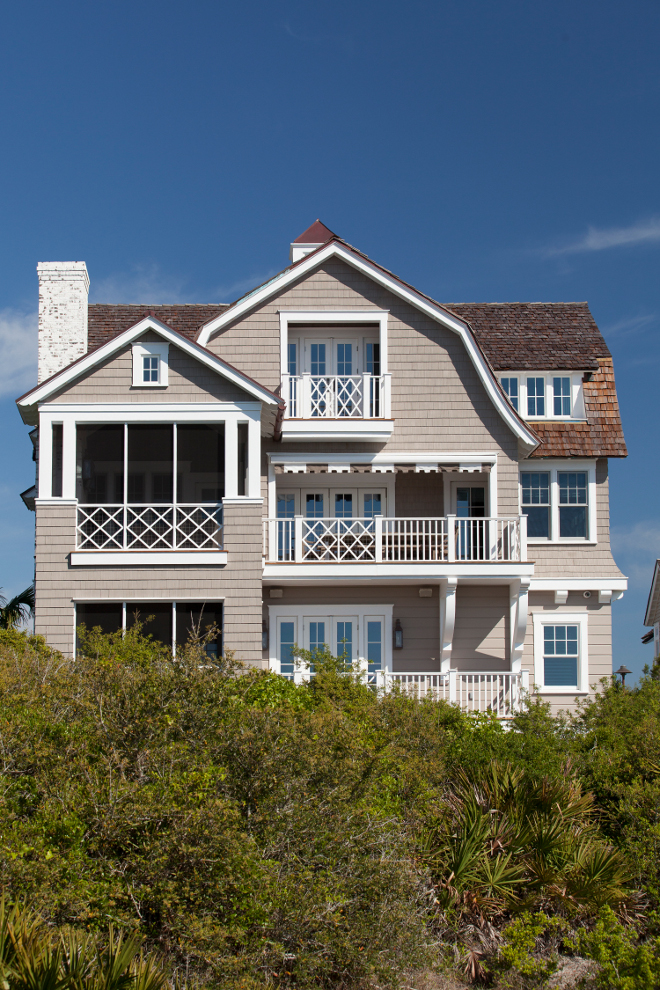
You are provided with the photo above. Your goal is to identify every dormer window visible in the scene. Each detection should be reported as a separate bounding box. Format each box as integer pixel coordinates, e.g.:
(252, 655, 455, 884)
(499, 372, 585, 420)
(132, 342, 169, 387)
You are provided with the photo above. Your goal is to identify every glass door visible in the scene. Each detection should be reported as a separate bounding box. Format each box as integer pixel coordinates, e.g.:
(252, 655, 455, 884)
(335, 617, 357, 666)
(276, 491, 297, 561)
(455, 486, 486, 560)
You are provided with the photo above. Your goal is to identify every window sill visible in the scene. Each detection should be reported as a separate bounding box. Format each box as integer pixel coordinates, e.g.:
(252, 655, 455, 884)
(537, 688, 589, 695)
(70, 551, 227, 566)
(527, 539, 596, 546)
(129, 385, 168, 390)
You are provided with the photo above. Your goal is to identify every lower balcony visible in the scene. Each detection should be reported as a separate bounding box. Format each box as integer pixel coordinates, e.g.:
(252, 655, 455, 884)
(71, 503, 226, 565)
(263, 515, 528, 564)
(282, 668, 530, 718)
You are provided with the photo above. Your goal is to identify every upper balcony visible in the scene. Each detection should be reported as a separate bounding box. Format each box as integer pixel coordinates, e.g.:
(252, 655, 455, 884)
(280, 372, 393, 441)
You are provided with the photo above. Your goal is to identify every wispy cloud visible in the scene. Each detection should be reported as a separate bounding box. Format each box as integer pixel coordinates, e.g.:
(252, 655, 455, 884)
(90, 264, 191, 304)
(0, 309, 37, 398)
(542, 217, 660, 257)
(602, 313, 657, 338)
(611, 521, 660, 587)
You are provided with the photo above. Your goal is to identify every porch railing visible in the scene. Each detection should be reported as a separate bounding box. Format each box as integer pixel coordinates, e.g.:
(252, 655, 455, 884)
(279, 667, 528, 717)
(263, 515, 527, 563)
(282, 373, 390, 419)
(76, 504, 223, 551)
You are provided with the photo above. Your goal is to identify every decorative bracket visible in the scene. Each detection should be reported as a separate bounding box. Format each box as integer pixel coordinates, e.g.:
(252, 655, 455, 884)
(440, 577, 458, 671)
(510, 578, 531, 673)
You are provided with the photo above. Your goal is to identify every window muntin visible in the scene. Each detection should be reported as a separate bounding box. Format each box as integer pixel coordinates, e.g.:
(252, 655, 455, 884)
(501, 377, 519, 411)
(363, 493, 382, 518)
(143, 355, 159, 383)
(367, 620, 383, 674)
(558, 471, 587, 538)
(310, 343, 326, 376)
(553, 377, 571, 416)
(279, 620, 296, 678)
(336, 620, 353, 663)
(543, 624, 579, 687)
(336, 343, 353, 376)
(527, 377, 545, 416)
(456, 487, 485, 518)
(521, 472, 550, 538)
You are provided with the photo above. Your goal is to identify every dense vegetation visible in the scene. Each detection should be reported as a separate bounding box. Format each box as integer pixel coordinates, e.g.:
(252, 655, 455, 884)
(0, 624, 659, 989)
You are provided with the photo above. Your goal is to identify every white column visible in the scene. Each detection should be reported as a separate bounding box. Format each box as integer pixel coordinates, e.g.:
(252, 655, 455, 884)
(440, 577, 458, 671)
(224, 417, 238, 498)
(247, 415, 261, 499)
(61, 417, 77, 499)
(38, 417, 53, 499)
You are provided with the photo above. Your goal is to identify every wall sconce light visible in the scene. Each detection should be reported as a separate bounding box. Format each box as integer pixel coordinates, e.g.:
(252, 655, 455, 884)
(394, 618, 403, 649)
(262, 620, 269, 650)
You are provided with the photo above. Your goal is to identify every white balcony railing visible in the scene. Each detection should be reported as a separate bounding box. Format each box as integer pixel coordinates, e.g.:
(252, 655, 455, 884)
(263, 516, 527, 563)
(279, 667, 528, 718)
(282, 373, 390, 418)
(76, 504, 223, 551)
(380, 670, 529, 717)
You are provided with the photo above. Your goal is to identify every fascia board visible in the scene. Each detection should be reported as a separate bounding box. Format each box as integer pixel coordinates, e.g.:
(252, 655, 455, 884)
(644, 560, 660, 626)
(18, 317, 280, 409)
(198, 242, 538, 449)
(268, 451, 498, 464)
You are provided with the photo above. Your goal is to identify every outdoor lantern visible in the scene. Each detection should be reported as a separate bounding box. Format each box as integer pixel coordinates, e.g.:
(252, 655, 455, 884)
(262, 620, 269, 650)
(614, 664, 631, 685)
(394, 619, 403, 649)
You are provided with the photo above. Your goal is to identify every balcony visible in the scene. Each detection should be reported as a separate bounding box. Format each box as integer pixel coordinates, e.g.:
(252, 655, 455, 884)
(281, 668, 529, 718)
(263, 516, 527, 564)
(71, 503, 226, 566)
(280, 374, 394, 441)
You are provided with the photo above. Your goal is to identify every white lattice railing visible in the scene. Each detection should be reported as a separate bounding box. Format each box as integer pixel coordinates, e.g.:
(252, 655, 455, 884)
(282, 374, 389, 419)
(76, 504, 223, 551)
(263, 516, 526, 563)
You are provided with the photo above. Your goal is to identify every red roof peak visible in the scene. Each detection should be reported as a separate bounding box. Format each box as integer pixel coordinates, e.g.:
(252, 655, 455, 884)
(293, 219, 336, 244)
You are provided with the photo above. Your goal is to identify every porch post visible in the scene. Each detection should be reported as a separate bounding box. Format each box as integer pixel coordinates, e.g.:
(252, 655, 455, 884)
(440, 577, 458, 672)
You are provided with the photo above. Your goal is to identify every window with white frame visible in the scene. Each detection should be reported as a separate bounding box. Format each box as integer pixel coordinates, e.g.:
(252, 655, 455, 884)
(533, 612, 588, 692)
(75, 601, 223, 657)
(132, 342, 169, 387)
(520, 464, 595, 542)
(499, 373, 585, 420)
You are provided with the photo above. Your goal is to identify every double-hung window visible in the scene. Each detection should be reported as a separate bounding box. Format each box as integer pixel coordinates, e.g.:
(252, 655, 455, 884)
(501, 377, 519, 411)
(558, 472, 588, 538)
(520, 472, 550, 538)
(520, 465, 594, 542)
(527, 377, 545, 416)
(534, 612, 587, 692)
(553, 377, 571, 416)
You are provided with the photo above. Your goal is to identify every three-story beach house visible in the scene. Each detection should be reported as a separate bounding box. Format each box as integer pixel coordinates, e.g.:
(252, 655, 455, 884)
(17, 222, 628, 713)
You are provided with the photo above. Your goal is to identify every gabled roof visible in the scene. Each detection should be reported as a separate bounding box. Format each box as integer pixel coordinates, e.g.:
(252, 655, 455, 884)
(644, 560, 660, 627)
(88, 304, 229, 351)
(16, 316, 283, 419)
(293, 219, 336, 243)
(196, 237, 540, 452)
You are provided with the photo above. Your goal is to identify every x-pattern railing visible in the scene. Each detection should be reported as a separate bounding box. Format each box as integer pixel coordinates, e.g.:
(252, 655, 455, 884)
(77, 504, 223, 551)
(309, 376, 364, 418)
(303, 518, 375, 561)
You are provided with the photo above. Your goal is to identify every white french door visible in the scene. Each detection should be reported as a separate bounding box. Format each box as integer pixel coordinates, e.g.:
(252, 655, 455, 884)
(270, 607, 392, 680)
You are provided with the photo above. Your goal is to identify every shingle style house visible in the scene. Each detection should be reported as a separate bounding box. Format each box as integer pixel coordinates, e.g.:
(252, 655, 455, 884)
(17, 223, 627, 713)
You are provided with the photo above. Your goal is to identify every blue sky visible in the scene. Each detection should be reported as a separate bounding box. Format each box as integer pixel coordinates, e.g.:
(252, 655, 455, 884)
(1, 0, 659, 680)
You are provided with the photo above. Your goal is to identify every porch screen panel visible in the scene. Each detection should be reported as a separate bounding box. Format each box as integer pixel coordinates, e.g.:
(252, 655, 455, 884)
(52, 424, 63, 497)
(127, 602, 172, 647)
(76, 603, 123, 637)
(127, 425, 173, 503)
(237, 423, 248, 497)
(76, 425, 124, 503)
(177, 425, 225, 502)
(175, 602, 223, 658)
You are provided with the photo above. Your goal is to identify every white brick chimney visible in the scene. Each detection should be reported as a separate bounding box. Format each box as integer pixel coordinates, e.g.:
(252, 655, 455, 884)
(37, 262, 90, 383)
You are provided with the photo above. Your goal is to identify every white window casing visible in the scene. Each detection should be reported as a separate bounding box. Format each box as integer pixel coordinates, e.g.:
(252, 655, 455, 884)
(520, 460, 597, 544)
(132, 342, 169, 387)
(499, 372, 586, 421)
(532, 610, 589, 694)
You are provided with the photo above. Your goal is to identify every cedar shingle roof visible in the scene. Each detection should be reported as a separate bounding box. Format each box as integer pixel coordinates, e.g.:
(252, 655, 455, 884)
(85, 297, 625, 459)
(445, 302, 605, 371)
(87, 304, 229, 350)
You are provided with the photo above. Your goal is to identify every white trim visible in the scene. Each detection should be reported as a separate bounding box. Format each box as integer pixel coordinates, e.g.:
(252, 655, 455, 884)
(222, 497, 264, 505)
(70, 551, 228, 566)
(39, 401, 261, 418)
(18, 317, 280, 409)
(529, 578, 626, 593)
(132, 342, 169, 387)
(268, 603, 394, 674)
(72, 595, 226, 601)
(263, 562, 535, 581)
(281, 420, 395, 442)
(268, 451, 498, 465)
(520, 459, 597, 544)
(499, 371, 587, 422)
(196, 243, 538, 450)
(532, 610, 588, 693)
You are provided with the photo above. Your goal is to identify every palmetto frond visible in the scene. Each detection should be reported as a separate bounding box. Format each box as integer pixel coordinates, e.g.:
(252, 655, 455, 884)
(0, 586, 35, 629)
